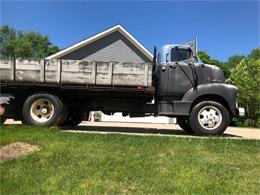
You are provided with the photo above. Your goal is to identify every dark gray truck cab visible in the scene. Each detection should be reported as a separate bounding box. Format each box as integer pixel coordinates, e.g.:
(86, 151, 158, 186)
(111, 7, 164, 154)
(155, 42, 240, 135)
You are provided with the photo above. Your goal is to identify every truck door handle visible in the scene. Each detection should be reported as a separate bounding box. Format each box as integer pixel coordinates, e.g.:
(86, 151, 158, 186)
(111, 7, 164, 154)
(162, 66, 166, 72)
(169, 65, 177, 69)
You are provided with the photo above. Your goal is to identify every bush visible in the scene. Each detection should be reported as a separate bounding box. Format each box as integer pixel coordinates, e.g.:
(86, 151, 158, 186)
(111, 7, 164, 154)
(231, 117, 260, 128)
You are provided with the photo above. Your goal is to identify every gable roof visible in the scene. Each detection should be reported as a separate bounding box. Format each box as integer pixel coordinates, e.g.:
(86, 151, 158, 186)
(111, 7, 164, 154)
(46, 25, 153, 61)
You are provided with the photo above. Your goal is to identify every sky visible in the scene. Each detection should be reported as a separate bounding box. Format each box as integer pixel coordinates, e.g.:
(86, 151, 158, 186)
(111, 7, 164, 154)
(1, 0, 259, 61)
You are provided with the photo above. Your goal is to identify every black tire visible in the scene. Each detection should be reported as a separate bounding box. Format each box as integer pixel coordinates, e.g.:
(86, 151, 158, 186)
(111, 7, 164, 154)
(177, 117, 194, 134)
(22, 93, 64, 126)
(62, 110, 88, 127)
(0, 115, 6, 125)
(188, 101, 230, 136)
(57, 98, 68, 126)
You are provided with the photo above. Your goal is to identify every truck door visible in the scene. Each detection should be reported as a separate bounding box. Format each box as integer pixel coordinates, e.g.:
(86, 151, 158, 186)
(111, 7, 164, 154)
(167, 61, 193, 96)
(157, 47, 194, 97)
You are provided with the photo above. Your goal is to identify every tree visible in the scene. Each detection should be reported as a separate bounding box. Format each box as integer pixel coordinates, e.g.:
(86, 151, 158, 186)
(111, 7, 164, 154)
(0, 25, 59, 58)
(226, 55, 246, 69)
(197, 51, 211, 64)
(229, 57, 260, 127)
(14, 39, 32, 58)
(0, 25, 17, 57)
(248, 48, 260, 60)
(47, 45, 60, 56)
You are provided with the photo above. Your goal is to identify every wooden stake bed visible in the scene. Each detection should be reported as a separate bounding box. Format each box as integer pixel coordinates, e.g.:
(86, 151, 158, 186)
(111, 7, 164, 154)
(0, 58, 153, 90)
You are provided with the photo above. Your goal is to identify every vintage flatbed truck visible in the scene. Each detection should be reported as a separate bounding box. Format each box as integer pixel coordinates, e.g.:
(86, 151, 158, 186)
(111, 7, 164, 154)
(0, 40, 243, 135)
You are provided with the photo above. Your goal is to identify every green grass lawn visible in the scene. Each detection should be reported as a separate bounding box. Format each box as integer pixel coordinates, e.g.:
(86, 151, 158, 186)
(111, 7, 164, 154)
(1, 125, 260, 194)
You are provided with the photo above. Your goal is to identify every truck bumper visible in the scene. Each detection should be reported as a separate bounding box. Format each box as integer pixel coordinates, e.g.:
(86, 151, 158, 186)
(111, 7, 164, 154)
(235, 102, 245, 116)
(236, 107, 245, 117)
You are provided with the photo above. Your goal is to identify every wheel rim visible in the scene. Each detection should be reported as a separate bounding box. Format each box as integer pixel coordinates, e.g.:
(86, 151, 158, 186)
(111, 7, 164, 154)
(198, 105, 222, 130)
(30, 98, 55, 123)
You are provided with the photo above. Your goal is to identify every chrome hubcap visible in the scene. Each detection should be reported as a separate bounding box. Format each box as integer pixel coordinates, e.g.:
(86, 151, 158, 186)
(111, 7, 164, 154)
(30, 98, 54, 123)
(198, 106, 222, 130)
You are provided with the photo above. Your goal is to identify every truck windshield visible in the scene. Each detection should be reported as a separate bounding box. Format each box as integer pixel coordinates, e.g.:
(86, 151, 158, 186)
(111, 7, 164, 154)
(171, 48, 192, 62)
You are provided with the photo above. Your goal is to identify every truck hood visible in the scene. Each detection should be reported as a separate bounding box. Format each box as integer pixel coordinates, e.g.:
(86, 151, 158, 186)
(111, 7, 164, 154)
(204, 64, 226, 83)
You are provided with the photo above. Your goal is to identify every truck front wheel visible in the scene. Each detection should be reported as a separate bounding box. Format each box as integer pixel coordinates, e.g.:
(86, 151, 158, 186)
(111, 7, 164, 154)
(22, 93, 64, 126)
(188, 101, 230, 136)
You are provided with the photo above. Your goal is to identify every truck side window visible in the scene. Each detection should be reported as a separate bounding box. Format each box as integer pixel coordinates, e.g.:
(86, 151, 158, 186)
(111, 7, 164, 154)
(171, 48, 192, 62)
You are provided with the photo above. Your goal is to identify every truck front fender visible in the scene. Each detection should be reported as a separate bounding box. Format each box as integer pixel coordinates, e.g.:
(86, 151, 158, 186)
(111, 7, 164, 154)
(182, 83, 238, 115)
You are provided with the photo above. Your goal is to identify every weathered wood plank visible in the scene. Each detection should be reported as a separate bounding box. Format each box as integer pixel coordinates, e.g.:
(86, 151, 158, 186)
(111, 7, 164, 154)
(61, 60, 95, 84)
(96, 61, 110, 85)
(144, 63, 149, 86)
(91, 61, 97, 84)
(45, 59, 60, 83)
(15, 59, 44, 82)
(108, 61, 113, 85)
(0, 58, 12, 81)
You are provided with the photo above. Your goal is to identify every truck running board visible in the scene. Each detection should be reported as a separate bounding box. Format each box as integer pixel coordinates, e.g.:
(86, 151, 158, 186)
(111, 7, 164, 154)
(158, 101, 192, 116)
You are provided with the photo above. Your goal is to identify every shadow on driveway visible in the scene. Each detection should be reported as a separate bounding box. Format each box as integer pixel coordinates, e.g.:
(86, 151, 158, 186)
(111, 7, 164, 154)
(62, 123, 242, 138)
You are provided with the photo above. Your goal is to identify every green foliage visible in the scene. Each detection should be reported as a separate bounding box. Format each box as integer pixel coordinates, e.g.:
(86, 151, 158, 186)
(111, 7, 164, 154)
(0, 25, 17, 57)
(230, 117, 260, 128)
(0, 25, 59, 58)
(248, 48, 260, 60)
(230, 58, 260, 127)
(226, 55, 246, 69)
(47, 45, 60, 56)
(197, 51, 211, 63)
(14, 38, 32, 58)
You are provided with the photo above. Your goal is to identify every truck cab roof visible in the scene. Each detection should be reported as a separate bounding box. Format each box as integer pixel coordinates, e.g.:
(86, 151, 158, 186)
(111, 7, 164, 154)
(158, 44, 192, 64)
(160, 44, 192, 51)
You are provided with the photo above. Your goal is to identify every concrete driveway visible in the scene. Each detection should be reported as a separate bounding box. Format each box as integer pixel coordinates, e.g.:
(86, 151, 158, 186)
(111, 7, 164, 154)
(4, 120, 260, 140)
(67, 121, 260, 140)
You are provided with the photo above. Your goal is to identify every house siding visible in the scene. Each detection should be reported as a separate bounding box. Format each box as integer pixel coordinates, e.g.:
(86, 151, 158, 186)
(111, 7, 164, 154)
(59, 31, 151, 63)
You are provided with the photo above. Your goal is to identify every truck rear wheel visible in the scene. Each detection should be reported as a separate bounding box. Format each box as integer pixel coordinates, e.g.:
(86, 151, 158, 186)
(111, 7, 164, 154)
(22, 93, 64, 126)
(188, 101, 230, 136)
(62, 110, 88, 127)
(0, 116, 6, 125)
(177, 117, 194, 134)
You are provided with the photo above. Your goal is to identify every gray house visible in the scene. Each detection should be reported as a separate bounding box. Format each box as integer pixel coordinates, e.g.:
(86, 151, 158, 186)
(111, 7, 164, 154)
(46, 25, 174, 124)
(46, 25, 153, 63)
